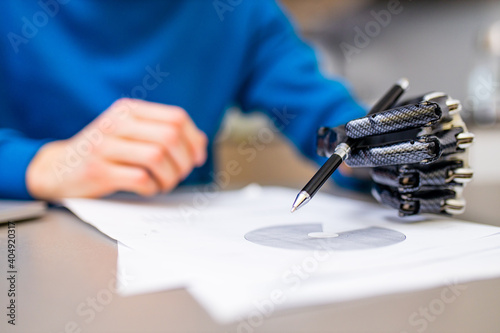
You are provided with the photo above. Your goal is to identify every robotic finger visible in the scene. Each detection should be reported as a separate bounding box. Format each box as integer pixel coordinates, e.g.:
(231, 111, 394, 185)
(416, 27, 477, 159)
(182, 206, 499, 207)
(372, 184, 465, 216)
(372, 160, 473, 194)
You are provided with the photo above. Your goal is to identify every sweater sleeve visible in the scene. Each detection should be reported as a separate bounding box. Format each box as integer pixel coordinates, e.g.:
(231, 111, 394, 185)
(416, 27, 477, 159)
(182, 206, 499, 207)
(235, 1, 367, 163)
(0, 129, 48, 199)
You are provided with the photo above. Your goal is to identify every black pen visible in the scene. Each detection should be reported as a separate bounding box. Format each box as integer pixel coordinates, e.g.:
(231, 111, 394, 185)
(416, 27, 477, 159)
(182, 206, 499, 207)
(291, 78, 410, 213)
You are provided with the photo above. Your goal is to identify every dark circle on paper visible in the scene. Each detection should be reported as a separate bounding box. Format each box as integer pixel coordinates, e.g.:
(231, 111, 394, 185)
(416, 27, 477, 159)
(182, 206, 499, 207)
(244, 224, 406, 251)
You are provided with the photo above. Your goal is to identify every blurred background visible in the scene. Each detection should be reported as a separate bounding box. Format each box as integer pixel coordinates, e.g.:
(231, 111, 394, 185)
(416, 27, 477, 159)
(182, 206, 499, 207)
(215, 0, 500, 225)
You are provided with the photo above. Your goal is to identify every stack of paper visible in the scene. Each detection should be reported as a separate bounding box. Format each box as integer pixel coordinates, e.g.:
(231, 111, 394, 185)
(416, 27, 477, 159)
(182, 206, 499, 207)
(63, 185, 500, 323)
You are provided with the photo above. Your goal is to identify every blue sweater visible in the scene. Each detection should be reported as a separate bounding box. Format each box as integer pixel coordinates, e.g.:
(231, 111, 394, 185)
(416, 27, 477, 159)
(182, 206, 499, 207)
(0, 0, 365, 199)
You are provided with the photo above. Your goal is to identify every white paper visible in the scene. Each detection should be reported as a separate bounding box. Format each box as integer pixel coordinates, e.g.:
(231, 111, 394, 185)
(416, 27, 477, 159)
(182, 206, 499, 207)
(64, 185, 500, 323)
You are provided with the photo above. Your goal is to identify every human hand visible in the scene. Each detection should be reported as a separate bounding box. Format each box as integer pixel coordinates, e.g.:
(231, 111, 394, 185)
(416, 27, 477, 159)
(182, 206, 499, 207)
(317, 92, 474, 216)
(26, 98, 208, 200)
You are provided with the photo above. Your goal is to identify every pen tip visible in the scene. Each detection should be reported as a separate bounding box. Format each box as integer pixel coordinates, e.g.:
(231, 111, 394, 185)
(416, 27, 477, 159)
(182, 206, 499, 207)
(290, 191, 311, 213)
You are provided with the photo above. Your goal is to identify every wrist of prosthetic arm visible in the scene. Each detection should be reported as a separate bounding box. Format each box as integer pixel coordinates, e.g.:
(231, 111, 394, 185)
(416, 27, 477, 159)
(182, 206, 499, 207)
(317, 92, 474, 216)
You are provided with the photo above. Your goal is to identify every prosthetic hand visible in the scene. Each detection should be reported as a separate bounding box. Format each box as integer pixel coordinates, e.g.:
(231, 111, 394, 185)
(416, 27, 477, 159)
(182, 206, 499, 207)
(317, 92, 474, 216)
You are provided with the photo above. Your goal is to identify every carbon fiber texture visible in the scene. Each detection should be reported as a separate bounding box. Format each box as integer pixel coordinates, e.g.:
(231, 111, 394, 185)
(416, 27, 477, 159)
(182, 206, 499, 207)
(435, 127, 463, 156)
(345, 102, 441, 139)
(374, 185, 456, 215)
(419, 196, 450, 214)
(314, 91, 472, 216)
(371, 161, 462, 193)
(345, 140, 436, 167)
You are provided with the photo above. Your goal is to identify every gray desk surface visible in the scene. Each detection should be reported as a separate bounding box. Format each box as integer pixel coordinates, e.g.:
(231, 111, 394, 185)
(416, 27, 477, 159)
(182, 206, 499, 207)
(1, 192, 500, 333)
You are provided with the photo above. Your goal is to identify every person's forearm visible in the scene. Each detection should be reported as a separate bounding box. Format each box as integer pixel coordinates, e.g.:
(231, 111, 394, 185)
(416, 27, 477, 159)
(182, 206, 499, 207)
(0, 130, 49, 199)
